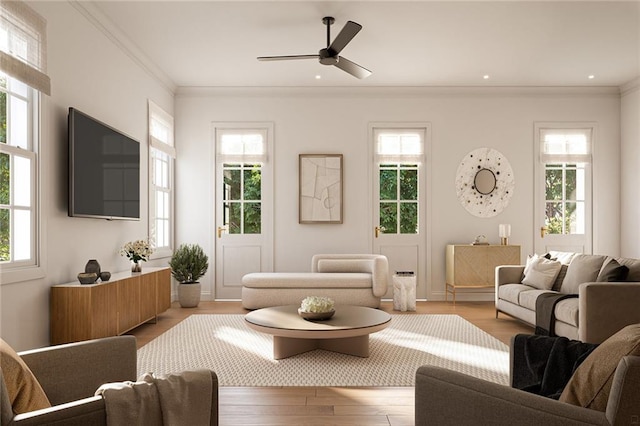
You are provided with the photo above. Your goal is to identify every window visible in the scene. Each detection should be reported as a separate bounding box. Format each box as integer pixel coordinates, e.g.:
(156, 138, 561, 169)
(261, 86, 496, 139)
(148, 101, 175, 257)
(0, 1, 49, 282)
(375, 130, 424, 234)
(0, 71, 37, 267)
(217, 131, 266, 235)
(540, 129, 591, 235)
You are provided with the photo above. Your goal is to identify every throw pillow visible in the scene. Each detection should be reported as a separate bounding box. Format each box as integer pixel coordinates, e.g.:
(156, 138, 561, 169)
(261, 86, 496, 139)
(522, 255, 562, 290)
(0, 338, 51, 414)
(559, 254, 607, 294)
(559, 324, 640, 411)
(596, 259, 629, 282)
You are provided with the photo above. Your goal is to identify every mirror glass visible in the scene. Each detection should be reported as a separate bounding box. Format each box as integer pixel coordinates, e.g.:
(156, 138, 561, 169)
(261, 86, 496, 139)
(474, 168, 496, 195)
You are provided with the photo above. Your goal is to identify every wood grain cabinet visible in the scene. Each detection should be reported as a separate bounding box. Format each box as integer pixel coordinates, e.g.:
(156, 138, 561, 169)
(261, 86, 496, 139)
(446, 245, 520, 303)
(51, 267, 171, 345)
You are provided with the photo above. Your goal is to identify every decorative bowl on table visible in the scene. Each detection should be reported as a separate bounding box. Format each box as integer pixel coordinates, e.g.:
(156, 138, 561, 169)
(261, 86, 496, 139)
(298, 296, 335, 321)
(297, 308, 335, 321)
(77, 272, 98, 284)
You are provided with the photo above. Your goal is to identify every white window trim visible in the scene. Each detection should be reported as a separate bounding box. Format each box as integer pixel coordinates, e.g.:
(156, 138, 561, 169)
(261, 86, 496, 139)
(148, 100, 174, 259)
(0, 88, 44, 285)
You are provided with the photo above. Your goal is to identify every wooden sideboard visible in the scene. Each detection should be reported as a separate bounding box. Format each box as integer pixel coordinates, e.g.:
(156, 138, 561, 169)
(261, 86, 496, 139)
(50, 267, 171, 345)
(445, 244, 520, 303)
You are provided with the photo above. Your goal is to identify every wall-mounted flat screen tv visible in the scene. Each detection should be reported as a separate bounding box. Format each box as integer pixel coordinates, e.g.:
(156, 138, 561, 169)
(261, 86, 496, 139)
(68, 107, 140, 220)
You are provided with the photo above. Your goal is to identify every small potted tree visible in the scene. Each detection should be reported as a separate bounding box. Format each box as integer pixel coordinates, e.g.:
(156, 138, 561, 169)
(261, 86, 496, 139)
(169, 243, 209, 308)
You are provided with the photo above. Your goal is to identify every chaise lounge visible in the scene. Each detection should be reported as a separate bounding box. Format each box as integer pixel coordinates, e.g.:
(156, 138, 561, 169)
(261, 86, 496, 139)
(241, 254, 389, 310)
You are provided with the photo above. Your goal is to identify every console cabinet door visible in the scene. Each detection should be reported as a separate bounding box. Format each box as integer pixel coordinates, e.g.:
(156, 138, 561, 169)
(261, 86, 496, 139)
(91, 282, 118, 339)
(156, 268, 172, 313)
(140, 273, 157, 323)
(117, 277, 141, 334)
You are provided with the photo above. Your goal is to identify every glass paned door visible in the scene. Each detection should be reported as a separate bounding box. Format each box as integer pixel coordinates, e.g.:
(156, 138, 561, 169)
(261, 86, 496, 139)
(214, 124, 273, 300)
(372, 125, 429, 300)
(534, 123, 592, 254)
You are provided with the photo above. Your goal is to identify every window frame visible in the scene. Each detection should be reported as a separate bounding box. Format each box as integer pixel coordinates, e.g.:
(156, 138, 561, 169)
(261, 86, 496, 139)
(0, 72, 44, 284)
(147, 100, 175, 259)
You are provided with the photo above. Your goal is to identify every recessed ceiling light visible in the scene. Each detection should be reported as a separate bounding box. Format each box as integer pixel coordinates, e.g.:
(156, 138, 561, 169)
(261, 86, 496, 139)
(588, 75, 595, 79)
(315, 75, 322, 80)
(483, 75, 490, 80)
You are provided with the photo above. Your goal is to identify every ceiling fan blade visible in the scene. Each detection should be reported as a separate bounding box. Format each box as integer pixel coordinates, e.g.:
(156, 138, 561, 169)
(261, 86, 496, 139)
(327, 21, 362, 56)
(334, 56, 372, 79)
(257, 55, 319, 61)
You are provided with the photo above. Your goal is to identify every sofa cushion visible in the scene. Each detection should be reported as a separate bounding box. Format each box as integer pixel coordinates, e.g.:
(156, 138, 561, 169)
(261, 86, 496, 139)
(497, 284, 532, 305)
(596, 258, 629, 282)
(0, 338, 51, 414)
(553, 297, 579, 327)
(560, 254, 607, 294)
(548, 251, 577, 265)
(316, 259, 372, 273)
(551, 264, 569, 291)
(522, 255, 562, 290)
(518, 289, 556, 311)
(559, 323, 640, 411)
(615, 257, 640, 281)
(242, 272, 373, 289)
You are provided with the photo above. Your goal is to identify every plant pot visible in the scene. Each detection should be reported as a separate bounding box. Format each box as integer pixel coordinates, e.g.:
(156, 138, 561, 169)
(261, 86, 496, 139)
(178, 282, 201, 308)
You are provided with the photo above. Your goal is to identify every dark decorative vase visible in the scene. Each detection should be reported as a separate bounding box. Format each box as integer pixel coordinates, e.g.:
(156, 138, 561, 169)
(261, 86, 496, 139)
(85, 259, 101, 277)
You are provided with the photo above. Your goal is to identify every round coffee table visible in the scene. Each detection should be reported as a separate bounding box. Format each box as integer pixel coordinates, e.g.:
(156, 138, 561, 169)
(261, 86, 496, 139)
(245, 305, 391, 359)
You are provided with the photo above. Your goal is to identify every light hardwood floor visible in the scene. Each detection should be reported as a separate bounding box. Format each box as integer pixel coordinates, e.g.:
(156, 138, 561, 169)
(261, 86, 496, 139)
(128, 301, 532, 426)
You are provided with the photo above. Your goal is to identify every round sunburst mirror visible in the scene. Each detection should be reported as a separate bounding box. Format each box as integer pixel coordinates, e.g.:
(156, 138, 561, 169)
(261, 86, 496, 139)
(455, 148, 514, 218)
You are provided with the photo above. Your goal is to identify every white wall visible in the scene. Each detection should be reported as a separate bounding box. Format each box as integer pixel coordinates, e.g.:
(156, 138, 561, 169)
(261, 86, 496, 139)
(621, 82, 640, 257)
(176, 87, 622, 302)
(0, 2, 173, 350)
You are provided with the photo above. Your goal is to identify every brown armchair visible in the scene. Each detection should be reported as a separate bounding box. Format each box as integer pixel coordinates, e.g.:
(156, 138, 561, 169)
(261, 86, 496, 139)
(1, 336, 218, 426)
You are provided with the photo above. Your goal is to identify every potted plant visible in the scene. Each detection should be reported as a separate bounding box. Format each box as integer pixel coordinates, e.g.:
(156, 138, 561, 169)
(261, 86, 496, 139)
(169, 243, 209, 308)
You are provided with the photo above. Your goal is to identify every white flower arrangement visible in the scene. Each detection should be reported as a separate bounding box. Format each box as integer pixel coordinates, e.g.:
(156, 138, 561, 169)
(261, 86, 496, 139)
(300, 296, 335, 313)
(119, 239, 154, 263)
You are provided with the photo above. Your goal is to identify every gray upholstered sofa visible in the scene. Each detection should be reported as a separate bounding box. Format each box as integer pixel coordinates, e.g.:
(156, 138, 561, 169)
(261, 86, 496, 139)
(496, 251, 640, 343)
(415, 336, 640, 426)
(1, 336, 219, 425)
(241, 254, 389, 309)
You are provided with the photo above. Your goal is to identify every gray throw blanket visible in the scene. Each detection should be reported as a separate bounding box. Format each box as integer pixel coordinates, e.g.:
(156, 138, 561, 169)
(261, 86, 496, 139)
(535, 293, 578, 336)
(96, 370, 212, 426)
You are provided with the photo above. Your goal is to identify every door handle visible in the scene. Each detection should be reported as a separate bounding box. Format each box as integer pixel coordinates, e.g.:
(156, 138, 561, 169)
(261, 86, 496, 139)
(217, 226, 227, 238)
(375, 226, 386, 238)
(540, 226, 548, 238)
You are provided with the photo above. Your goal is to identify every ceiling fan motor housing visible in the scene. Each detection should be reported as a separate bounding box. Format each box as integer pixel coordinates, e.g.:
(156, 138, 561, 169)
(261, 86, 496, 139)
(319, 48, 339, 65)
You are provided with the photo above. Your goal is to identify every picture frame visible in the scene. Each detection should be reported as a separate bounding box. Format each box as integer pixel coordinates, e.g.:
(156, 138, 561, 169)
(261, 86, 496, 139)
(299, 154, 343, 224)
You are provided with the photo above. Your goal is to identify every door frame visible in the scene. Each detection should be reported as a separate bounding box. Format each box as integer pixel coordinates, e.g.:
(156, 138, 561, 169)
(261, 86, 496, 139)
(212, 122, 274, 300)
(533, 122, 595, 255)
(368, 122, 432, 300)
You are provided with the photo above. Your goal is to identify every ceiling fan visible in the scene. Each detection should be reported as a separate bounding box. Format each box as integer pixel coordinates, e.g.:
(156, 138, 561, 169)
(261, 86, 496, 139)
(257, 16, 372, 79)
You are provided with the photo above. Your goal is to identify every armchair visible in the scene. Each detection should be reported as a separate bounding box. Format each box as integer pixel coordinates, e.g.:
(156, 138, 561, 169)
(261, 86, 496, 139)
(1, 336, 219, 426)
(415, 336, 640, 425)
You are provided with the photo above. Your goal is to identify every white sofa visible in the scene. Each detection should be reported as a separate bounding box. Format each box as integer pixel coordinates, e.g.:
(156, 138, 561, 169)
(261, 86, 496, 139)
(241, 254, 389, 310)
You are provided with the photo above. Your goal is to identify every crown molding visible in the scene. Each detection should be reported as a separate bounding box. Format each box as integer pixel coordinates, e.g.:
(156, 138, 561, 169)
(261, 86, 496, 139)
(68, 1, 177, 95)
(176, 85, 620, 99)
(620, 76, 640, 96)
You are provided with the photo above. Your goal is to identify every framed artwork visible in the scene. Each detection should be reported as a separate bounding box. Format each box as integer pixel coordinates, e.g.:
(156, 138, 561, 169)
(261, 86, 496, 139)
(299, 154, 343, 224)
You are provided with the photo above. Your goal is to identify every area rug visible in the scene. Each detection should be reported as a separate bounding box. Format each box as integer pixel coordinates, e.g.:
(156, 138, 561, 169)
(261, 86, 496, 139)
(137, 314, 509, 387)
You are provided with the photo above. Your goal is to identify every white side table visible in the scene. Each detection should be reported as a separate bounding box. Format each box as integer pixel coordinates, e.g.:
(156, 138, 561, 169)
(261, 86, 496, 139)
(393, 273, 416, 312)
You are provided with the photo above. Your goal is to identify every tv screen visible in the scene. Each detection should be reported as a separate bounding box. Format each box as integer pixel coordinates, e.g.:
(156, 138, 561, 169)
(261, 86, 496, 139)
(68, 108, 140, 220)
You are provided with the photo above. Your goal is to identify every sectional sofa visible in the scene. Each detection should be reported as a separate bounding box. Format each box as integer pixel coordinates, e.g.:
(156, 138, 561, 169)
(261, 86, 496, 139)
(495, 251, 640, 344)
